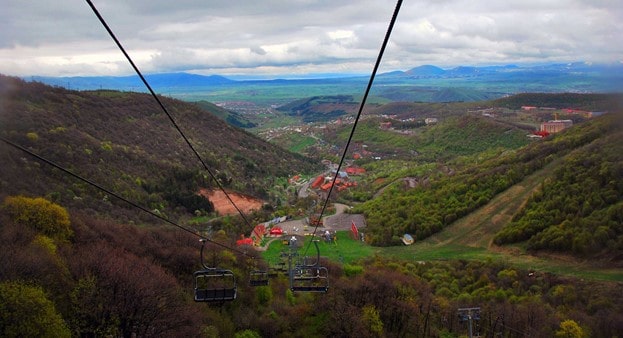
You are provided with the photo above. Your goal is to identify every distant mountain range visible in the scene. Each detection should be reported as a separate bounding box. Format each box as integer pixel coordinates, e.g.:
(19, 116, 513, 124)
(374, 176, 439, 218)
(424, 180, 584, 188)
(27, 72, 235, 90)
(396, 62, 622, 78)
(22, 62, 623, 103)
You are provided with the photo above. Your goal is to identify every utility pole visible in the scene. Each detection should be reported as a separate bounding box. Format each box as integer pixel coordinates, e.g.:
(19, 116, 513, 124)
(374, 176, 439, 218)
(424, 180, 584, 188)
(458, 307, 481, 338)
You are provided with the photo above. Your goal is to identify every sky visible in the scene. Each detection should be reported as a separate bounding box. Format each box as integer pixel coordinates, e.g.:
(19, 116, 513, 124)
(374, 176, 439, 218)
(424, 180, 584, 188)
(1, 0, 622, 79)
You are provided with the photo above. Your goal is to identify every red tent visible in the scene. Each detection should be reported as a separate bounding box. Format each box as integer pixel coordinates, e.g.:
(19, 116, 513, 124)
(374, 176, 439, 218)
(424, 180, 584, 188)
(269, 227, 283, 236)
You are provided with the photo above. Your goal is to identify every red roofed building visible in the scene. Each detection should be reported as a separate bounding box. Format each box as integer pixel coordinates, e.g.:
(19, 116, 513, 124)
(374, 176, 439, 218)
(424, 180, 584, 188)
(321, 182, 333, 191)
(346, 167, 366, 175)
(540, 120, 573, 134)
(251, 224, 267, 245)
(311, 175, 324, 189)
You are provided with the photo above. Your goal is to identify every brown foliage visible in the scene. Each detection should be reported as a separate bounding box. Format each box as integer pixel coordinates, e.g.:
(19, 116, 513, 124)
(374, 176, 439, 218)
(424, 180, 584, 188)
(68, 241, 203, 337)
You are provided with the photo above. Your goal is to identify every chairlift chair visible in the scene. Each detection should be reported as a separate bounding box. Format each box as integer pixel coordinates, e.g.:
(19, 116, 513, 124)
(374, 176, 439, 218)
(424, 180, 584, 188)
(290, 265, 329, 292)
(289, 240, 329, 293)
(267, 267, 278, 278)
(194, 268, 237, 302)
(193, 239, 237, 302)
(249, 270, 269, 287)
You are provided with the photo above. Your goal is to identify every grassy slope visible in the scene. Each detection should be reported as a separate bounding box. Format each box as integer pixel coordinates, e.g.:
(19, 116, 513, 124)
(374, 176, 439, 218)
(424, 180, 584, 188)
(381, 157, 623, 282)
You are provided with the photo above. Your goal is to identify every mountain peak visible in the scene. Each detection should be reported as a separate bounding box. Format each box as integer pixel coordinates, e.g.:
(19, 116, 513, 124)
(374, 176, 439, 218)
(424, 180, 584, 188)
(405, 65, 446, 76)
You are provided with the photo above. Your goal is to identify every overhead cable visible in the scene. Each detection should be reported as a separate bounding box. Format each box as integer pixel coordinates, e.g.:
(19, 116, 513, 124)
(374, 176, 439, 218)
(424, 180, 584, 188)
(0, 136, 250, 257)
(85, 0, 254, 230)
(304, 0, 403, 255)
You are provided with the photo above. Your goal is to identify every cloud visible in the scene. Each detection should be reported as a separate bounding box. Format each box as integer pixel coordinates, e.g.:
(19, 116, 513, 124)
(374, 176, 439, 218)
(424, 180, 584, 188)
(250, 46, 267, 56)
(1, 0, 621, 77)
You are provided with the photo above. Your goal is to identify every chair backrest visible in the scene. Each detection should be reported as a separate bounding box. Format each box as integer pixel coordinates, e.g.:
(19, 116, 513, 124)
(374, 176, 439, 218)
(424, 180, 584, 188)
(249, 270, 269, 287)
(290, 266, 329, 293)
(194, 269, 237, 302)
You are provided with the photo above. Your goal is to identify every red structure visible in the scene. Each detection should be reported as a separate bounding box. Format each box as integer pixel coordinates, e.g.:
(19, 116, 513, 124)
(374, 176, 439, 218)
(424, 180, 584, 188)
(236, 237, 253, 246)
(311, 175, 324, 189)
(346, 167, 366, 175)
(269, 227, 283, 236)
(251, 224, 266, 245)
(532, 130, 550, 137)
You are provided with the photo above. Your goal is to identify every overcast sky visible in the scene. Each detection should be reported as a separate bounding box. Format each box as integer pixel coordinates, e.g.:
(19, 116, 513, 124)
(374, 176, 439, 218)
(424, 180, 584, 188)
(1, 0, 622, 78)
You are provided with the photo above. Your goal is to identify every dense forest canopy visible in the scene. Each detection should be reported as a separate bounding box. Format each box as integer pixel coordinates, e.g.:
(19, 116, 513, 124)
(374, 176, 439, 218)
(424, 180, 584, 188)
(1, 197, 622, 337)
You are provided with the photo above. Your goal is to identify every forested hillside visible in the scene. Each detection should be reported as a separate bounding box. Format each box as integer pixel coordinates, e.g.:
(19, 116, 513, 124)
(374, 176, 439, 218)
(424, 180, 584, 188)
(491, 92, 622, 111)
(494, 127, 623, 256)
(1, 196, 621, 337)
(354, 110, 623, 261)
(277, 95, 359, 122)
(0, 75, 320, 222)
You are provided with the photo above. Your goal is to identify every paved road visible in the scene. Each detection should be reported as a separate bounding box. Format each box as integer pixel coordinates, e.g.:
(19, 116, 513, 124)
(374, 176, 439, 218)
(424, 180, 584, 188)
(280, 203, 365, 233)
(297, 180, 310, 198)
(258, 203, 366, 250)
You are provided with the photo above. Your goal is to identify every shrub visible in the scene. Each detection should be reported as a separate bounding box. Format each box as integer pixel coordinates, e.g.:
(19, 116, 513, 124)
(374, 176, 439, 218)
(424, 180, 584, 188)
(2, 196, 72, 241)
(0, 281, 71, 337)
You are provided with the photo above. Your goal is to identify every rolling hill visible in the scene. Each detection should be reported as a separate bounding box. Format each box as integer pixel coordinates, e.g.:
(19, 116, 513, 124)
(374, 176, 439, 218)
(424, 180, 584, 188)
(353, 109, 623, 262)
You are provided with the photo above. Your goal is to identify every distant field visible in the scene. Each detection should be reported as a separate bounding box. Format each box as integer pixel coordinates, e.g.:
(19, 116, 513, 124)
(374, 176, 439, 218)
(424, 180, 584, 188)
(169, 83, 366, 105)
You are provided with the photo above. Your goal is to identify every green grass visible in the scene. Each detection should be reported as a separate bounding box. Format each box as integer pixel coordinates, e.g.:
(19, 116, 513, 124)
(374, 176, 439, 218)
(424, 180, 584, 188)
(286, 135, 316, 153)
(380, 243, 494, 261)
(378, 243, 623, 282)
(263, 236, 623, 282)
(262, 230, 375, 266)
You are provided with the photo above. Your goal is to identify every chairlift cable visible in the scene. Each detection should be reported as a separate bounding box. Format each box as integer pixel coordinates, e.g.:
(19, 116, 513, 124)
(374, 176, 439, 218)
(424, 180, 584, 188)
(85, 0, 254, 231)
(0, 136, 249, 257)
(303, 0, 403, 256)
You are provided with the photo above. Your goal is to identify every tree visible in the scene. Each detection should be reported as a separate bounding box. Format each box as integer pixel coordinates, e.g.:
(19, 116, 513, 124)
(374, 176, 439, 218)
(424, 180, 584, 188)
(362, 305, 384, 337)
(235, 329, 262, 338)
(555, 319, 585, 338)
(2, 196, 72, 241)
(68, 242, 202, 337)
(0, 281, 71, 338)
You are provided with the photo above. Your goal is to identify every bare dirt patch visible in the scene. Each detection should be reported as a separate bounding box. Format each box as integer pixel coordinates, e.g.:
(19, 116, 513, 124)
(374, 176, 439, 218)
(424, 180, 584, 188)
(198, 189, 264, 215)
